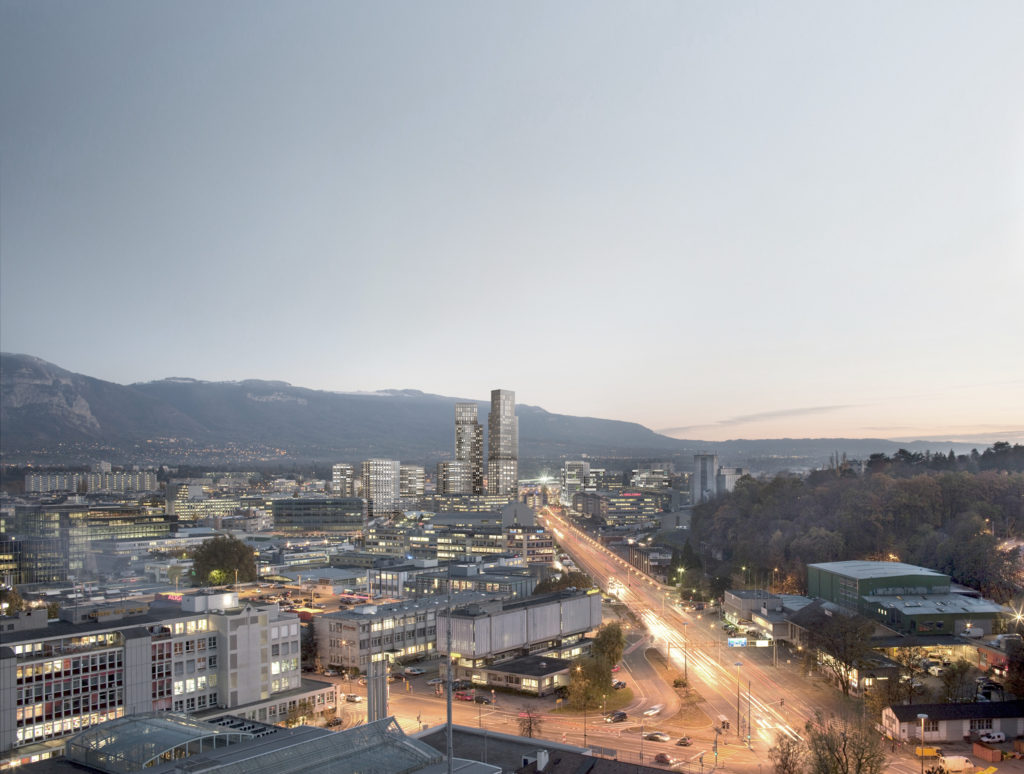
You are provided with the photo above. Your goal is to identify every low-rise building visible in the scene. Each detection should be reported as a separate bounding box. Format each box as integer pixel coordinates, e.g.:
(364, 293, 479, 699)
(438, 589, 602, 688)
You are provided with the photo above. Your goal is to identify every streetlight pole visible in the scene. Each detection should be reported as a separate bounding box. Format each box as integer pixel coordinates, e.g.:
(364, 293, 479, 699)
(918, 713, 928, 774)
(734, 662, 742, 736)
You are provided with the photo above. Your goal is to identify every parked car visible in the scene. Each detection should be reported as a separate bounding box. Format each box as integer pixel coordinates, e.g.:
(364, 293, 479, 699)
(643, 704, 664, 717)
(326, 718, 344, 727)
(928, 665, 945, 677)
(426, 677, 445, 686)
(322, 670, 337, 677)
(474, 695, 491, 704)
(345, 694, 362, 703)
(612, 680, 627, 690)
(605, 711, 627, 723)
(404, 667, 426, 676)
(454, 690, 475, 701)
(611, 664, 622, 673)
(979, 732, 1005, 743)
(653, 753, 675, 765)
(676, 737, 693, 746)
(644, 731, 671, 742)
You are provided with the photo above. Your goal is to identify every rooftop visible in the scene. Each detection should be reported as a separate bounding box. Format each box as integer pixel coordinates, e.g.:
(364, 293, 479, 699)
(809, 560, 947, 581)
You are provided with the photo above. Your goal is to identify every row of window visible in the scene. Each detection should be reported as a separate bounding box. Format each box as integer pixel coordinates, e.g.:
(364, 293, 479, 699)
(17, 692, 123, 726)
(16, 708, 123, 745)
(15, 650, 123, 680)
(172, 675, 216, 696)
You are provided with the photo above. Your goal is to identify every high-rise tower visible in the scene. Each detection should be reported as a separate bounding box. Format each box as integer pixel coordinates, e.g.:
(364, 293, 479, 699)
(361, 459, 401, 517)
(454, 402, 484, 494)
(487, 389, 518, 497)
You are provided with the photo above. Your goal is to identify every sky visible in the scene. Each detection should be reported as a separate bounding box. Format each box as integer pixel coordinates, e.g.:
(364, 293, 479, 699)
(2, 1, 1022, 444)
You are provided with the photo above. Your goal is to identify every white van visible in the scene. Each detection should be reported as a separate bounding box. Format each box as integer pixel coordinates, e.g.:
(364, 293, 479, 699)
(938, 755, 973, 772)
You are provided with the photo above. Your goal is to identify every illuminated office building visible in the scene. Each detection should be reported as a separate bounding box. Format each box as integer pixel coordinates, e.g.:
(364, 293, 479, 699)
(486, 389, 518, 498)
(454, 402, 484, 494)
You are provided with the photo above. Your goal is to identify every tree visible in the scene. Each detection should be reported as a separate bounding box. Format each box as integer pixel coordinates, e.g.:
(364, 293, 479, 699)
(804, 713, 887, 774)
(46, 601, 60, 619)
(940, 660, 973, 703)
(769, 734, 807, 774)
(591, 622, 625, 668)
(808, 612, 874, 696)
(192, 535, 257, 586)
(532, 571, 593, 595)
(0, 587, 24, 615)
(518, 709, 542, 738)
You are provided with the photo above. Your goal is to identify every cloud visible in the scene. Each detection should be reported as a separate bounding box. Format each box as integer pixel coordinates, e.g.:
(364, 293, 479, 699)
(658, 404, 857, 436)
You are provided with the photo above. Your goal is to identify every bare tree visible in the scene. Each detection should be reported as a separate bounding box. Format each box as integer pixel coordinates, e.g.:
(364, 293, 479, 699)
(808, 612, 875, 696)
(518, 709, 543, 739)
(769, 734, 807, 774)
(804, 713, 887, 774)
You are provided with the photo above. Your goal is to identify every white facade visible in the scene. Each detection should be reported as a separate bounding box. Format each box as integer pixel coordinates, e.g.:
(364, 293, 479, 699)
(440, 590, 602, 660)
(361, 459, 401, 517)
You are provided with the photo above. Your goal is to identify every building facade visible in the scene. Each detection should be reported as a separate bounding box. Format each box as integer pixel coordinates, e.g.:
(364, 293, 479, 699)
(399, 466, 425, 498)
(436, 461, 473, 496)
(360, 459, 401, 518)
(0, 592, 313, 769)
(331, 464, 356, 497)
(486, 389, 518, 498)
(454, 402, 484, 495)
(691, 454, 718, 504)
(271, 498, 367, 536)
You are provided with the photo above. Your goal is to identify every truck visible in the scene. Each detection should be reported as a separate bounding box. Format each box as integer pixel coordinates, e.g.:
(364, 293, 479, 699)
(915, 746, 941, 758)
(937, 755, 973, 772)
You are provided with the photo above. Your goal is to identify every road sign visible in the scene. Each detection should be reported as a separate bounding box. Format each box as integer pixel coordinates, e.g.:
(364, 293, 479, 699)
(727, 637, 748, 647)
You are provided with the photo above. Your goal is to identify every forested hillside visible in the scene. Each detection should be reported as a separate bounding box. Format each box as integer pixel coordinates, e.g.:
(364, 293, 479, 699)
(691, 444, 1024, 603)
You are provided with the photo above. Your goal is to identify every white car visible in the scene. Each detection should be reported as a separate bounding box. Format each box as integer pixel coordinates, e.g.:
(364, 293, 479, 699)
(404, 667, 426, 675)
(426, 677, 445, 685)
(979, 731, 1005, 743)
(928, 665, 945, 677)
(345, 694, 363, 703)
(643, 704, 664, 717)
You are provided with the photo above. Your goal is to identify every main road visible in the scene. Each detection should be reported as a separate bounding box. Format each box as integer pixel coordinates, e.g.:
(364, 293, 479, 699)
(536, 505, 861, 771)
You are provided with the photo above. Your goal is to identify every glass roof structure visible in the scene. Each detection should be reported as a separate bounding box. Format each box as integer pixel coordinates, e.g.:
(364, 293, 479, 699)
(65, 713, 254, 774)
(65, 715, 444, 774)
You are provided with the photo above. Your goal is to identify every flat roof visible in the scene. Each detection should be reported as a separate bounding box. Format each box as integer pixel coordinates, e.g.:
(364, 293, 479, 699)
(484, 654, 572, 677)
(863, 593, 1008, 616)
(809, 560, 947, 580)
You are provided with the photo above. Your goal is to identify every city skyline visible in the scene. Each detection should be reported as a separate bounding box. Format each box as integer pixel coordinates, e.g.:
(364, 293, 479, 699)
(1, 2, 1022, 443)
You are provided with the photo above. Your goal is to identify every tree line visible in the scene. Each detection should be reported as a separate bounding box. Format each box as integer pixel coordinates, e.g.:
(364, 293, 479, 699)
(690, 459, 1024, 602)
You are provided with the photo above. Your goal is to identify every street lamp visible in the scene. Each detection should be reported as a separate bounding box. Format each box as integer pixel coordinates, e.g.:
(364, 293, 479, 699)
(734, 661, 743, 735)
(576, 665, 588, 748)
(917, 713, 929, 774)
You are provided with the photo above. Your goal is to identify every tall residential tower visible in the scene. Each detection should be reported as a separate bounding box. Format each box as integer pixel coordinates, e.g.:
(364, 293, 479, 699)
(487, 389, 518, 498)
(454, 402, 484, 494)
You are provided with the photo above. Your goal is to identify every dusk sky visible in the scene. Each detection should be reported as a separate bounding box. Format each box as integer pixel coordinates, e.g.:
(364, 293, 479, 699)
(2, 2, 1022, 443)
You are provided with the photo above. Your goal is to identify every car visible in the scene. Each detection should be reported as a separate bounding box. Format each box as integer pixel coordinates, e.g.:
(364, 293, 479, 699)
(474, 695, 491, 704)
(404, 667, 426, 676)
(928, 665, 945, 677)
(644, 731, 671, 742)
(345, 694, 362, 703)
(643, 704, 664, 717)
(605, 711, 627, 723)
(389, 673, 405, 682)
(326, 718, 344, 727)
(979, 731, 1006, 743)
(322, 670, 337, 677)
(612, 680, 627, 690)
(611, 664, 622, 673)
(675, 737, 693, 746)
(653, 753, 675, 765)
(426, 677, 445, 685)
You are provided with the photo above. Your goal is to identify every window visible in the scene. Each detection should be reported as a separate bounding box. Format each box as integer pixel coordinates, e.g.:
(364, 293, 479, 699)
(924, 720, 939, 733)
(970, 719, 993, 731)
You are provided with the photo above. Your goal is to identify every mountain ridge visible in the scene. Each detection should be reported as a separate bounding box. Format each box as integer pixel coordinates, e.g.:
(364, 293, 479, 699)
(0, 353, 988, 468)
